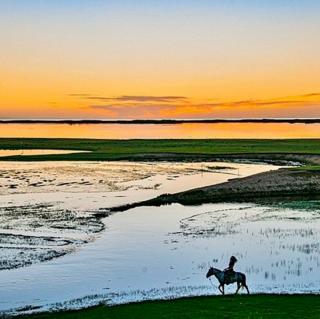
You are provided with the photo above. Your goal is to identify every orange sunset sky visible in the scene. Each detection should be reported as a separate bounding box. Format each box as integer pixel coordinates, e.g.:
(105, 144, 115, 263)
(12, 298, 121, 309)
(1, 1, 320, 119)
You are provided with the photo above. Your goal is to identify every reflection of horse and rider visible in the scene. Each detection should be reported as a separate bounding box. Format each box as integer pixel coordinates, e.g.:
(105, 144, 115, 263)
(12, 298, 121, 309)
(206, 256, 250, 295)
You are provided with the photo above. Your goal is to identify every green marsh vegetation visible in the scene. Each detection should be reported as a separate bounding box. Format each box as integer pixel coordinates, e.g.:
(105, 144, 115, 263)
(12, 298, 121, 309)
(0, 139, 320, 167)
(17, 295, 320, 319)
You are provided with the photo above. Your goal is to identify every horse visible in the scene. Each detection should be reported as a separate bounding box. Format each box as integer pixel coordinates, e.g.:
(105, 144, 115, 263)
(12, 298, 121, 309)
(206, 267, 250, 295)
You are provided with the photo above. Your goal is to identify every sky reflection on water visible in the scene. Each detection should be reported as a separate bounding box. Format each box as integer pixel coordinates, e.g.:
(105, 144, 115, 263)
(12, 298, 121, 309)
(1, 202, 319, 314)
(0, 123, 320, 139)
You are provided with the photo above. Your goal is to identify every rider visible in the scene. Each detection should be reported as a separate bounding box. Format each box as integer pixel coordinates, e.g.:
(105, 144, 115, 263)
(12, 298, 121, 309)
(224, 256, 238, 277)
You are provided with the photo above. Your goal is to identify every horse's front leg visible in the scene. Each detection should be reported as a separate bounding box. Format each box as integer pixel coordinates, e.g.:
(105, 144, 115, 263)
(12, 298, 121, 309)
(221, 284, 225, 295)
(218, 284, 223, 295)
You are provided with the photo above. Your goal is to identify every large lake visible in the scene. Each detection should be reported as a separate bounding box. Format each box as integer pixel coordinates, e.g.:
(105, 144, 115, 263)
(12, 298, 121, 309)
(0, 122, 320, 139)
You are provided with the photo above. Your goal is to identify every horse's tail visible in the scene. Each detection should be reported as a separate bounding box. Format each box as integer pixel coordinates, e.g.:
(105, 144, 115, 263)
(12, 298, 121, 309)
(242, 274, 247, 286)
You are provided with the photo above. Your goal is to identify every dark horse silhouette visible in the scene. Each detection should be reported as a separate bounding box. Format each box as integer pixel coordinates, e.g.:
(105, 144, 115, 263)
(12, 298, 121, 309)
(206, 267, 250, 295)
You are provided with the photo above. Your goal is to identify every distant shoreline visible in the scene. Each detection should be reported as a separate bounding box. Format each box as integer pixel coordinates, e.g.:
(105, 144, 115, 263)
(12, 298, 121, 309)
(1, 118, 320, 124)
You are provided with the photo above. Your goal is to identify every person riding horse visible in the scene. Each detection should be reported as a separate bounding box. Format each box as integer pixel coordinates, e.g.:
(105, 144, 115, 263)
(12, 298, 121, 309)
(206, 255, 249, 294)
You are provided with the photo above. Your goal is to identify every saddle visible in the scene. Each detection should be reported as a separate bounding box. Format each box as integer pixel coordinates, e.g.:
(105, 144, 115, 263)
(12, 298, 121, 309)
(223, 269, 236, 285)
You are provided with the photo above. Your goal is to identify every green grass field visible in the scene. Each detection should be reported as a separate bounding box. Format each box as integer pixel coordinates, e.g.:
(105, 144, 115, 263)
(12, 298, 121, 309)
(0, 138, 320, 162)
(18, 295, 320, 319)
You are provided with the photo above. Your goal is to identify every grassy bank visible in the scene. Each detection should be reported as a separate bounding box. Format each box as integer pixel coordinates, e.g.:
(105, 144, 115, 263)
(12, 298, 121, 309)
(111, 167, 320, 211)
(17, 295, 320, 319)
(0, 138, 320, 163)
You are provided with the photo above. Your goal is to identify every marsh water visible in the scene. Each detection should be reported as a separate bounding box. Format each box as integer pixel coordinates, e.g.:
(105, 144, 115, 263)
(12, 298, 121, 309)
(0, 160, 319, 314)
(0, 150, 88, 157)
(1, 122, 320, 138)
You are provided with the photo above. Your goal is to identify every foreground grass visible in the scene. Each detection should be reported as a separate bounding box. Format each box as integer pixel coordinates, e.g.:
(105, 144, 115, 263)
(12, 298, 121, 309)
(0, 138, 320, 162)
(18, 295, 320, 319)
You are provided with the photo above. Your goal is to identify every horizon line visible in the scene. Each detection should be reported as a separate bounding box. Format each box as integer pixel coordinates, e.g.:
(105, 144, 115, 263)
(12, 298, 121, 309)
(0, 118, 320, 124)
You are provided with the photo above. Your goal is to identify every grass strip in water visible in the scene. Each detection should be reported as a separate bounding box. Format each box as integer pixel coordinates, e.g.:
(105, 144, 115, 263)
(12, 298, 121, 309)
(0, 138, 320, 164)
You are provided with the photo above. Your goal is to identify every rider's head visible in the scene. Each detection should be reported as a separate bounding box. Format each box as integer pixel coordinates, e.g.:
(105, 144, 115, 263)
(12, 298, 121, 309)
(230, 256, 238, 263)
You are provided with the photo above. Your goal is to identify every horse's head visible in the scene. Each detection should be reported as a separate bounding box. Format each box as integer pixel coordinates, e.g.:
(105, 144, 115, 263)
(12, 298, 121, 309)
(206, 267, 219, 278)
(206, 267, 213, 278)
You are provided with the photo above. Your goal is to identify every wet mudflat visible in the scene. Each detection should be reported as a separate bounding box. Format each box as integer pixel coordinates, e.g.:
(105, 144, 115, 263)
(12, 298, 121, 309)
(0, 161, 253, 195)
(0, 161, 273, 273)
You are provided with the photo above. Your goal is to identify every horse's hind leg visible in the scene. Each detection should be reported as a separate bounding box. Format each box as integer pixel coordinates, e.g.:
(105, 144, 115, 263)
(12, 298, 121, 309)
(235, 282, 241, 294)
(241, 275, 250, 294)
(244, 284, 250, 294)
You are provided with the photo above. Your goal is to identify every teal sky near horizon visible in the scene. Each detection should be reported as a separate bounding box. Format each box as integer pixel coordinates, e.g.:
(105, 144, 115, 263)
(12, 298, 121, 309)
(1, 1, 320, 119)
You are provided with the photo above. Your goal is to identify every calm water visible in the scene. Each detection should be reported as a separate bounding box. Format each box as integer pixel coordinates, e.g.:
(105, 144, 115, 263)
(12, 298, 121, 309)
(1, 202, 319, 314)
(0, 123, 320, 139)
(0, 150, 88, 157)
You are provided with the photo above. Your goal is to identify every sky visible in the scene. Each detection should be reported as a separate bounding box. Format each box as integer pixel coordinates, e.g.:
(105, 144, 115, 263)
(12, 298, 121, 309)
(1, 0, 320, 119)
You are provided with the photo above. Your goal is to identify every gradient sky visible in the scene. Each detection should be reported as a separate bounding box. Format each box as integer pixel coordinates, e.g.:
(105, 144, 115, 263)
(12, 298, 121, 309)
(1, 0, 320, 119)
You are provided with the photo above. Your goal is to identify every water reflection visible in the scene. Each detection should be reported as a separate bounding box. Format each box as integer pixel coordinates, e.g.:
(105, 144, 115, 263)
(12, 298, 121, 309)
(1, 202, 319, 314)
(0, 150, 87, 157)
(170, 204, 320, 283)
(0, 123, 320, 138)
